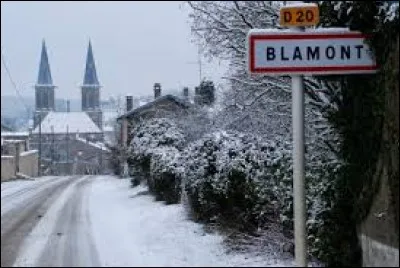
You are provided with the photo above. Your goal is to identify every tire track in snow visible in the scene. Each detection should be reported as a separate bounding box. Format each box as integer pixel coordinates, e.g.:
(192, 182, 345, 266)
(36, 175, 100, 267)
(13, 176, 100, 267)
(1, 176, 80, 267)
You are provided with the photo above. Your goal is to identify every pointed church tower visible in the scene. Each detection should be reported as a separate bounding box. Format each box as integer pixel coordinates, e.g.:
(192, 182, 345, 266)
(34, 40, 56, 128)
(81, 40, 102, 130)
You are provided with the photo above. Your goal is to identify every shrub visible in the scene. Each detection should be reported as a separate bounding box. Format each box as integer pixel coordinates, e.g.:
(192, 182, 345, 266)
(128, 118, 185, 203)
(180, 129, 341, 262)
(129, 120, 343, 262)
(150, 147, 183, 204)
(181, 130, 293, 230)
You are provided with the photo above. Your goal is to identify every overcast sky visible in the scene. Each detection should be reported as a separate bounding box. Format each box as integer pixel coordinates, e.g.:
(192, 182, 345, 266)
(1, 1, 227, 100)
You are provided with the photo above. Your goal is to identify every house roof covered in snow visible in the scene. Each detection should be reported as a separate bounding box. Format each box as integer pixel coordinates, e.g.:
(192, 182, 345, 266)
(32, 112, 102, 134)
(1, 131, 30, 137)
(117, 94, 190, 121)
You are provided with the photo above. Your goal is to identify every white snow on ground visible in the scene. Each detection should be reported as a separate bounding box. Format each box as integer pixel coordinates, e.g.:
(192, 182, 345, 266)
(88, 176, 295, 267)
(4, 175, 299, 267)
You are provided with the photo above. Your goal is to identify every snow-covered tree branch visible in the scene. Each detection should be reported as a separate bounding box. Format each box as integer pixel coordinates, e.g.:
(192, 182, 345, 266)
(186, 1, 342, 163)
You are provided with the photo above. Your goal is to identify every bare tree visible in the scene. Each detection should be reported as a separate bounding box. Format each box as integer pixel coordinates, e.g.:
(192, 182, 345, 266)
(186, 1, 342, 163)
(186, 1, 341, 110)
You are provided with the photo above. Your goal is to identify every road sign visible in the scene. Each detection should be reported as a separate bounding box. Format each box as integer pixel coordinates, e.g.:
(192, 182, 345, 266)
(280, 4, 319, 27)
(248, 30, 377, 75)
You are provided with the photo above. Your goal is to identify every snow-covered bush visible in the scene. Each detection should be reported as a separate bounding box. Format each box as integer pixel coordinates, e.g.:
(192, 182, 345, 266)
(149, 147, 183, 204)
(128, 118, 185, 203)
(129, 118, 185, 161)
(128, 118, 342, 260)
(181, 130, 293, 230)
(180, 129, 342, 261)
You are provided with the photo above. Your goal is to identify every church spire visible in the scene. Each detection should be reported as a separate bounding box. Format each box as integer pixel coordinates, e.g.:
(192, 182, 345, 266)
(83, 40, 100, 86)
(34, 39, 55, 128)
(81, 40, 102, 130)
(37, 39, 53, 85)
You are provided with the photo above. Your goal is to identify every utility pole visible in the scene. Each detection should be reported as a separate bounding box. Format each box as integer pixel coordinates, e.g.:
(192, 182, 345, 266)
(100, 132, 103, 174)
(66, 125, 69, 175)
(51, 125, 54, 175)
(38, 113, 42, 177)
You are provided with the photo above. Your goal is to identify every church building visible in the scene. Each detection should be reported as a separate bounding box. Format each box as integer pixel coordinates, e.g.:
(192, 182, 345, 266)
(32, 40, 103, 141)
(30, 40, 110, 175)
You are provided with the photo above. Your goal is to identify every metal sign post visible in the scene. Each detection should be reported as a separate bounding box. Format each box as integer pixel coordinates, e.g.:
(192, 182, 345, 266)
(290, 20, 307, 266)
(291, 42, 307, 268)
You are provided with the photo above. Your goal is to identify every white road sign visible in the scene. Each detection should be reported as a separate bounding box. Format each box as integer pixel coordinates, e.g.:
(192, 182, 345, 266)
(248, 29, 377, 75)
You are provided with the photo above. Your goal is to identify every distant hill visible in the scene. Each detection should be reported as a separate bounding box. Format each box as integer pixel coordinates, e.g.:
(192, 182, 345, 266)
(1, 96, 82, 130)
(0, 96, 84, 116)
(1, 95, 34, 118)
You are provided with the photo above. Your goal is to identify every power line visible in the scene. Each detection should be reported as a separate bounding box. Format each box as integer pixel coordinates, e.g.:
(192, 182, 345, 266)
(1, 47, 31, 114)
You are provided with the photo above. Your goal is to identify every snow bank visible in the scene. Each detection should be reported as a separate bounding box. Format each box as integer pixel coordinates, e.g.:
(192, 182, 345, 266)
(88, 176, 294, 267)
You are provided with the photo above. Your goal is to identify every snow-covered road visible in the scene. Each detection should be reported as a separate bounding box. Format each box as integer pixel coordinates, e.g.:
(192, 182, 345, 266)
(1, 175, 293, 267)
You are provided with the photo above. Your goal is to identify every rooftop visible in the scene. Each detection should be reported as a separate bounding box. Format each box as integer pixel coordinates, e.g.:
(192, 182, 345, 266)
(1, 132, 30, 137)
(117, 94, 190, 121)
(32, 112, 102, 134)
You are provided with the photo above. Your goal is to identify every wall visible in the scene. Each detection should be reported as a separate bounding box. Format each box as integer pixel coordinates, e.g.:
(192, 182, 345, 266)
(358, 35, 399, 267)
(359, 168, 399, 266)
(1, 156, 15, 181)
(19, 151, 38, 177)
(360, 234, 399, 267)
(1, 141, 38, 181)
(1, 141, 26, 156)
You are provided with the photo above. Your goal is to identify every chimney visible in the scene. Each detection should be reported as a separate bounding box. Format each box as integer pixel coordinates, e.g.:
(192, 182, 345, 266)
(67, 100, 70, 112)
(154, 83, 161, 99)
(126, 96, 133, 112)
(183, 87, 189, 100)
